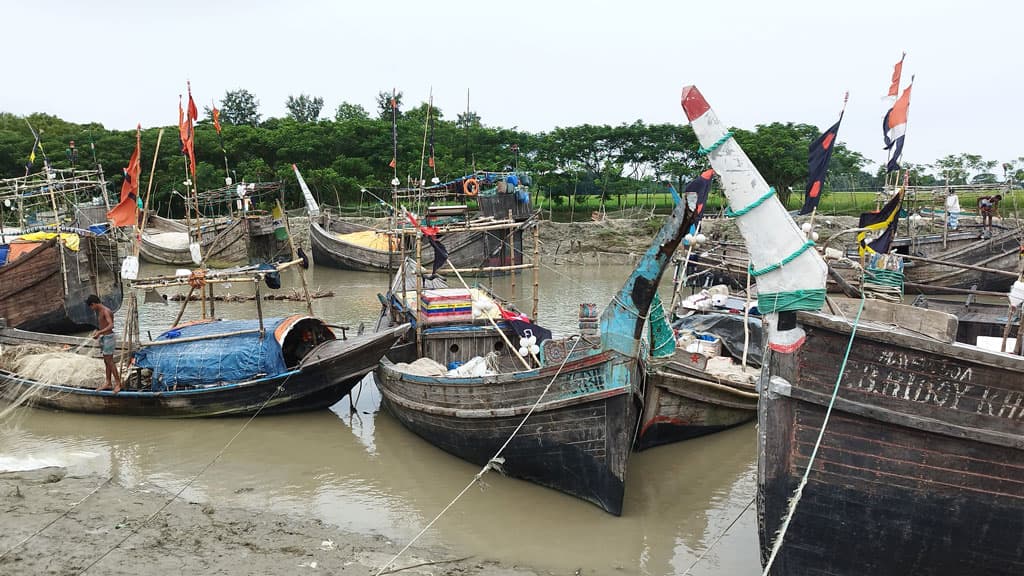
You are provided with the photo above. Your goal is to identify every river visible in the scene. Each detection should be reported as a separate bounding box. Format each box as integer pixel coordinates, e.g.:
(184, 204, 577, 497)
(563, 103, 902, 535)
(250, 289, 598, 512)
(0, 262, 760, 576)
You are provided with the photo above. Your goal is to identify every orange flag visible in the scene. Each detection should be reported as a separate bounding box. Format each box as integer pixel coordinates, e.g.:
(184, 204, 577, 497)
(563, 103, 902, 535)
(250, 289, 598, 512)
(107, 125, 142, 227)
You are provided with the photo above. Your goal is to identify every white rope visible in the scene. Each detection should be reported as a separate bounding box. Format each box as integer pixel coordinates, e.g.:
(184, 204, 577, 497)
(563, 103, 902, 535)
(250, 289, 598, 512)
(374, 337, 583, 576)
(681, 496, 755, 575)
(760, 294, 866, 575)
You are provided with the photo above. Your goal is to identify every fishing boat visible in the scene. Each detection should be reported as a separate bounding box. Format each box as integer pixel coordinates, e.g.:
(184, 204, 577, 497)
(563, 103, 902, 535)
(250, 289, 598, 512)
(637, 308, 760, 451)
(682, 85, 1024, 575)
(374, 187, 692, 515)
(307, 166, 535, 274)
(0, 169, 122, 334)
(139, 214, 248, 268)
(0, 261, 409, 417)
(912, 293, 1020, 345)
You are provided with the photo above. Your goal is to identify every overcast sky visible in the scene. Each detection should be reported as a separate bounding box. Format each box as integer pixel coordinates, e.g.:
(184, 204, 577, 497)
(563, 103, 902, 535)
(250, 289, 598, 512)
(4, 0, 1020, 173)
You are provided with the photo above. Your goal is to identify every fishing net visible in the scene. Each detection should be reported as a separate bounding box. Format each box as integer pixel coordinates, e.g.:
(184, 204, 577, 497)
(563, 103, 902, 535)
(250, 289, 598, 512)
(0, 344, 106, 387)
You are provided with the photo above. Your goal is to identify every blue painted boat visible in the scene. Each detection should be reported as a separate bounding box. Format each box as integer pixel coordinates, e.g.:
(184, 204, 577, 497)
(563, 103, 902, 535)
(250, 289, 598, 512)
(374, 191, 692, 515)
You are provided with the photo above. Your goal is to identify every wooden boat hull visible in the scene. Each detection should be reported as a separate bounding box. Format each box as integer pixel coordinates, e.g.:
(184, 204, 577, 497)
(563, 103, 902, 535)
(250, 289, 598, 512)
(139, 215, 248, 268)
(637, 360, 757, 451)
(376, 349, 639, 515)
(310, 215, 524, 274)
(0, 236, 122, 334)
(0, 324, 407, 417)
(759, 306, 1024, 575)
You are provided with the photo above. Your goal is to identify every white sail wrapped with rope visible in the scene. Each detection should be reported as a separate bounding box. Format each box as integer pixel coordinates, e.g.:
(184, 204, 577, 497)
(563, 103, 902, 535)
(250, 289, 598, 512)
(680, 85, 828, 351)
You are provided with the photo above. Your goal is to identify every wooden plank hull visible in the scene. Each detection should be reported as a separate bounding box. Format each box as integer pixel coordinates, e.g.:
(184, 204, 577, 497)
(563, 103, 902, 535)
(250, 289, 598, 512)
(310, 216, 513, 274)
(376, 350, 639, 515)
(139, 216, 248, 268)
(0, 236, 122, 334)
(0, 325, 407, 417)
(759, 308, 1024, 575)
(637, 360, 756, 451)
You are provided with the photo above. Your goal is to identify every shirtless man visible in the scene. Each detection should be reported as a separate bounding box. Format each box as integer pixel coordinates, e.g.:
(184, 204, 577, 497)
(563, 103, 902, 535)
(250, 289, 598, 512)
(87, 294, 121, 393)
(977, 194, 1002, 238)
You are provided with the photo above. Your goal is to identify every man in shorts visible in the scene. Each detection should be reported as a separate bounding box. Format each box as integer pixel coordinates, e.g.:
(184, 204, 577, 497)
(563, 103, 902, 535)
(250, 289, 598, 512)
(977, 194, 1002, 238)
(87, 294, 121, 394)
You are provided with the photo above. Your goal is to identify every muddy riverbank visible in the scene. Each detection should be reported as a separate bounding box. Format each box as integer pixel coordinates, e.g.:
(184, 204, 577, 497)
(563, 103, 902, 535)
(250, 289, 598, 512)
(0, 467, 548, 576)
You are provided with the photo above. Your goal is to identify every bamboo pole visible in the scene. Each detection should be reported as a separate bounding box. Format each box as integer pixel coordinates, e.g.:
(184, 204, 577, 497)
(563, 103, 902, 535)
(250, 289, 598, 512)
(898, 252, 1019, 278)
(508, 210, 516, 295)
(277, 200, 313, 315)
(137, 129, 165, 253)
(254, 278, 265, 338)
(140, 328, 261, 348)
(532, 222, 539, 321)
(1000, 303, 1015, 353)
(172, 286, 195, 327)
(415, 234, 423, 358)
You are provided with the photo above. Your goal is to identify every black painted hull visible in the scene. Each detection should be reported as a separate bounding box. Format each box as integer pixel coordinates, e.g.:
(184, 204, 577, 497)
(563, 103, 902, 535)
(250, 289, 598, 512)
(376, 351, 639, 515)
(0, 325, 407, 417)
(759, 307, 1024, 575)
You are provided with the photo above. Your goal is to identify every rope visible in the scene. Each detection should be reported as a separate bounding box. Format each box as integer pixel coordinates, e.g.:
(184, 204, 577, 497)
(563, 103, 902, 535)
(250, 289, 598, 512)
(748, 240, 816, 277)
(682, 496, 755, 575)
(862, 268, 904, 302)
(698, 131, 734, 156)
(756, 289, 827, 314)
(77, 372, 298, 575)
(187, 269, 207, 290)
(374, 337, 583, 576)
(725, 187, 776, 218)
(760, 290, 867, 575)
(0, 477, 112, 561)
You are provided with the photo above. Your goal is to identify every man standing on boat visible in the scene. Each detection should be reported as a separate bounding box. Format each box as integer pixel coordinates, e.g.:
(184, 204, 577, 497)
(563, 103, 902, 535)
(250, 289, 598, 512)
(945, 190, 961, 230)
(977, 194, 1002, 238)
(87, 294, 121, 394)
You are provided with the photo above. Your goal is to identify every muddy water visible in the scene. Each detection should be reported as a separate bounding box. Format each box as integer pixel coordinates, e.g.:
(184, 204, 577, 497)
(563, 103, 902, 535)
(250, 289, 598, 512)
(0, 263, 760, 575)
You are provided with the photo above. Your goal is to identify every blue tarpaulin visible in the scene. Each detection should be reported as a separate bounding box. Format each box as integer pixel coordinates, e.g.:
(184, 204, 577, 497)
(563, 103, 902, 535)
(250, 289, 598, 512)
(0, 245, 8, 266)
(134, 318, 290, 390)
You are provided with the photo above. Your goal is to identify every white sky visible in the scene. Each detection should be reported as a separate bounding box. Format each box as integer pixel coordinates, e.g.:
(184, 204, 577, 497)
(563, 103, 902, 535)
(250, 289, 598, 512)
(4, 0, 1020, 173)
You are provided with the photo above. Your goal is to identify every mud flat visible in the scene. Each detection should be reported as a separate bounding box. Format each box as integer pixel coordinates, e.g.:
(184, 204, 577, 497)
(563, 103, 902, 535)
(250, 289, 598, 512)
(0, 467, 547, 576)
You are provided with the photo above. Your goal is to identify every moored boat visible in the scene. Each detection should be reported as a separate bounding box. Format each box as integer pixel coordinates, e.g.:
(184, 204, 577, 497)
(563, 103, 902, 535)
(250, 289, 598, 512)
(0, 169, 122, 334)
(0, 319, 408, 417)
(682, 84, 1024, 575)
(374, 184, 693, 514)
(139, 214, 248, 268)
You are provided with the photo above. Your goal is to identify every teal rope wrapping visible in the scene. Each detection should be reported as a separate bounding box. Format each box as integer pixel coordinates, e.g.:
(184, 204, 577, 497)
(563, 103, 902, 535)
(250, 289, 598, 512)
(698, 131, 734, 156)
(725, 187, 776, 218)
(748, 239, 816, 277)
(864, 268, 904, 289)
(756, 289, 826, 314)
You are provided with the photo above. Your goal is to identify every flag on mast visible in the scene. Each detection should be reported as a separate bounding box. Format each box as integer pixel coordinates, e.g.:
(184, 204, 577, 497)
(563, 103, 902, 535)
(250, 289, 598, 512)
(107, 125, 142, 227)
(883, 80, 913, 172)
(684, 169, 715, 227)
(799, 97, 845, 216)
(212, 104, 222, 135)
(885, 53, 905, 107)
(856, 188, 904, 255)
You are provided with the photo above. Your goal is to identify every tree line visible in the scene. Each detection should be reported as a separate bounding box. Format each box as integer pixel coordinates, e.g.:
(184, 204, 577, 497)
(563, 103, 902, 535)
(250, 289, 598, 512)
(0, 88, 1019, 217)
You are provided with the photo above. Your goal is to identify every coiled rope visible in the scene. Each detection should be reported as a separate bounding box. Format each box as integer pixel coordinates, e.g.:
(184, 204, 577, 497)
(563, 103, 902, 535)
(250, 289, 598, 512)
(760, 290, 867, 575)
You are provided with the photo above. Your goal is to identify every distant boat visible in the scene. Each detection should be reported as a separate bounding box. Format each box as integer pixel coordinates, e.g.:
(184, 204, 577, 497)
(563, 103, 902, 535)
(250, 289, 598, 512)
(683, 84, 1024, 576)
(139, 214, 248, 268)
(374, 190, 692, 515)
(0, 169, 122, 334)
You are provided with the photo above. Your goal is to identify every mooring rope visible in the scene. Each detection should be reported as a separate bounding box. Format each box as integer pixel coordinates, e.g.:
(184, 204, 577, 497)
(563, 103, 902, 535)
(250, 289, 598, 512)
(760, 290, 867, 575)
(0, 477, 112, 561)
(681, 495, 755, 576)
(374, 337, 583, 576)
(76, 372, 299, 575)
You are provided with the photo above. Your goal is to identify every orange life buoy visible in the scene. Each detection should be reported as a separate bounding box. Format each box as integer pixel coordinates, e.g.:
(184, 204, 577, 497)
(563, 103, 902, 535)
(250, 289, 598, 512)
(463, 178, 480, 197)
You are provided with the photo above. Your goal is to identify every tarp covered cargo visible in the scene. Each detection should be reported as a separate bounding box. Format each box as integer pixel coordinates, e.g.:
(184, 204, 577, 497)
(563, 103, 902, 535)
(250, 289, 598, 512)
(134, 315, 331, 389)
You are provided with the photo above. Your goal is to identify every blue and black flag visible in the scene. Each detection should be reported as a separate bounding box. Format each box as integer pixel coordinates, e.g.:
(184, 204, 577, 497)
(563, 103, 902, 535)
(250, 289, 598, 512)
(684, 169, 715, 227)
(856, 189, 904, 255)
(798, 118, 842, 215)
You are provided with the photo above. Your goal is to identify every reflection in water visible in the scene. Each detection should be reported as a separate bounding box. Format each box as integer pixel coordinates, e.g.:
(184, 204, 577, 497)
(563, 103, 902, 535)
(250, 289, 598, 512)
(1, 263, 760, 575)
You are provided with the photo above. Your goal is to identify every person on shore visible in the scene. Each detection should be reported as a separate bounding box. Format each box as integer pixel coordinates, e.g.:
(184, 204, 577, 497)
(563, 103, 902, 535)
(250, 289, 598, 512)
(977, 194, 1002, 237)
(87, 294, 121, 394)
(945, 190, 961, 230)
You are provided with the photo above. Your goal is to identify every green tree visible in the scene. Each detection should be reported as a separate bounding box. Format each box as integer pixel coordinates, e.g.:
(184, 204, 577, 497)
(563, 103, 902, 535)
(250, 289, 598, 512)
(285, 94, 324, 123)
(376, 90, 403, 119)
(219, 89, 262, 126)
(334, 102, 369, 122)
(732, 122, 821, 204)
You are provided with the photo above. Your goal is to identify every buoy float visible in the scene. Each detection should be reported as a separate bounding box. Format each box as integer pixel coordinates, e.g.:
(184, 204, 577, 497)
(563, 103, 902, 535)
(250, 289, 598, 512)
(463, 178, 480, 196)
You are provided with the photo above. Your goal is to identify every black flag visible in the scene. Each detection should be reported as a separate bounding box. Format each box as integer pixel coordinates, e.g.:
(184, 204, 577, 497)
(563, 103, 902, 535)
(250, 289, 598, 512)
(857, 189, 904, 255)
(799, 119, 842, 215)
(684, 169, 715, 228)
(426, 235, 448, 275)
